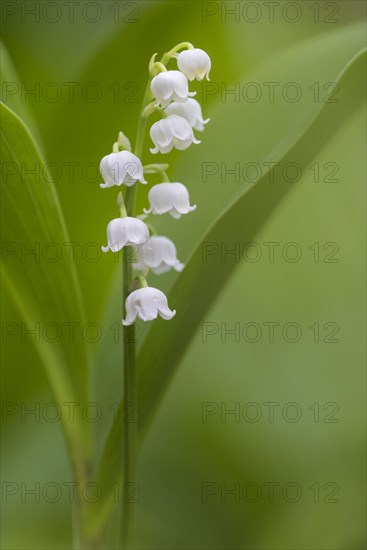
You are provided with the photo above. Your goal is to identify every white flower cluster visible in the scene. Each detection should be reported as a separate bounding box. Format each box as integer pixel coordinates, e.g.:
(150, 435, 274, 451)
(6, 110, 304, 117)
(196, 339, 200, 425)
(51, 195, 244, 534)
(99, 46, 211, 325)
(149, 48, 210, 154)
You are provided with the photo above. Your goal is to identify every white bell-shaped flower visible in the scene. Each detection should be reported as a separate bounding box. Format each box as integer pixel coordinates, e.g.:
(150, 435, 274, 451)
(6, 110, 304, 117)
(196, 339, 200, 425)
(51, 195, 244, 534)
(165, 98, 210, 132)
(150, 70, 196, 107)
(100, 151, 147, 189)
(144, 182, 196, 219)
(123, 287, 176, 325)
(102, 217, 149, 253)
(135, 236, 184, 274)
(176, 48, 211, 81)
(150, 115, 200, 154)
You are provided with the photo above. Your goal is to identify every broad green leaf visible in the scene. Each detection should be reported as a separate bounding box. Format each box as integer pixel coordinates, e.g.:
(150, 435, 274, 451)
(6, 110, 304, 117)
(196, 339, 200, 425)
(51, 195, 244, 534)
(138, 51, 366, 431)
(96, 22, 365, 487)
(0, 42, 40, 140)
(0, 103, 91, 474)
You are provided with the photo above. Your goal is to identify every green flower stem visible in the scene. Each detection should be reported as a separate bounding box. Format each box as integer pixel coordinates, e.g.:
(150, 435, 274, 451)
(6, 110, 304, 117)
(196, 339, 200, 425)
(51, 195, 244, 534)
(121, 215, 137, 550)
(146, 222, 157, 236)
(143, 163, 169, 171)
(138, 275, 148, 288)
(104, 43, 182, 546)
(160, 171, 170, 182)
(149, 53, 168, 76)
(94, 43, 181, 548)
(161, 41, 194, 64)
(152, 61, 167, 73)
(143, 164, 170, 183)
(120, 74, 153, 550)
(117, 192, 128, 218)
(121, 275, 136, 550)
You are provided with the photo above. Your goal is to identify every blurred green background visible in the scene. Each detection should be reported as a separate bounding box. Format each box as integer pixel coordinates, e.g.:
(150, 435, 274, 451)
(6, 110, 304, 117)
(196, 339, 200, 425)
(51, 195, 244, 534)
(1, 1, 366, 548)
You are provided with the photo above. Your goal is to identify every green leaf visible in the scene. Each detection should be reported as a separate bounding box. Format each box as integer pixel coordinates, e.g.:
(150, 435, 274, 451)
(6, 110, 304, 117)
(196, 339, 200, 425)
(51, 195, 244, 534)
(0, 103, 91, 475)
(140, 25, 366, 428)
(0, 42, 40, 141)
(144, 52, 366, 421)
(96, 23, 365, 486)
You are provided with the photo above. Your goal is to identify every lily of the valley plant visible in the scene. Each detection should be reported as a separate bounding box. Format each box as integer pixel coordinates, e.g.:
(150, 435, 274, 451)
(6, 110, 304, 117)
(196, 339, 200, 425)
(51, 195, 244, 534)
(99, 43, 211, 548)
